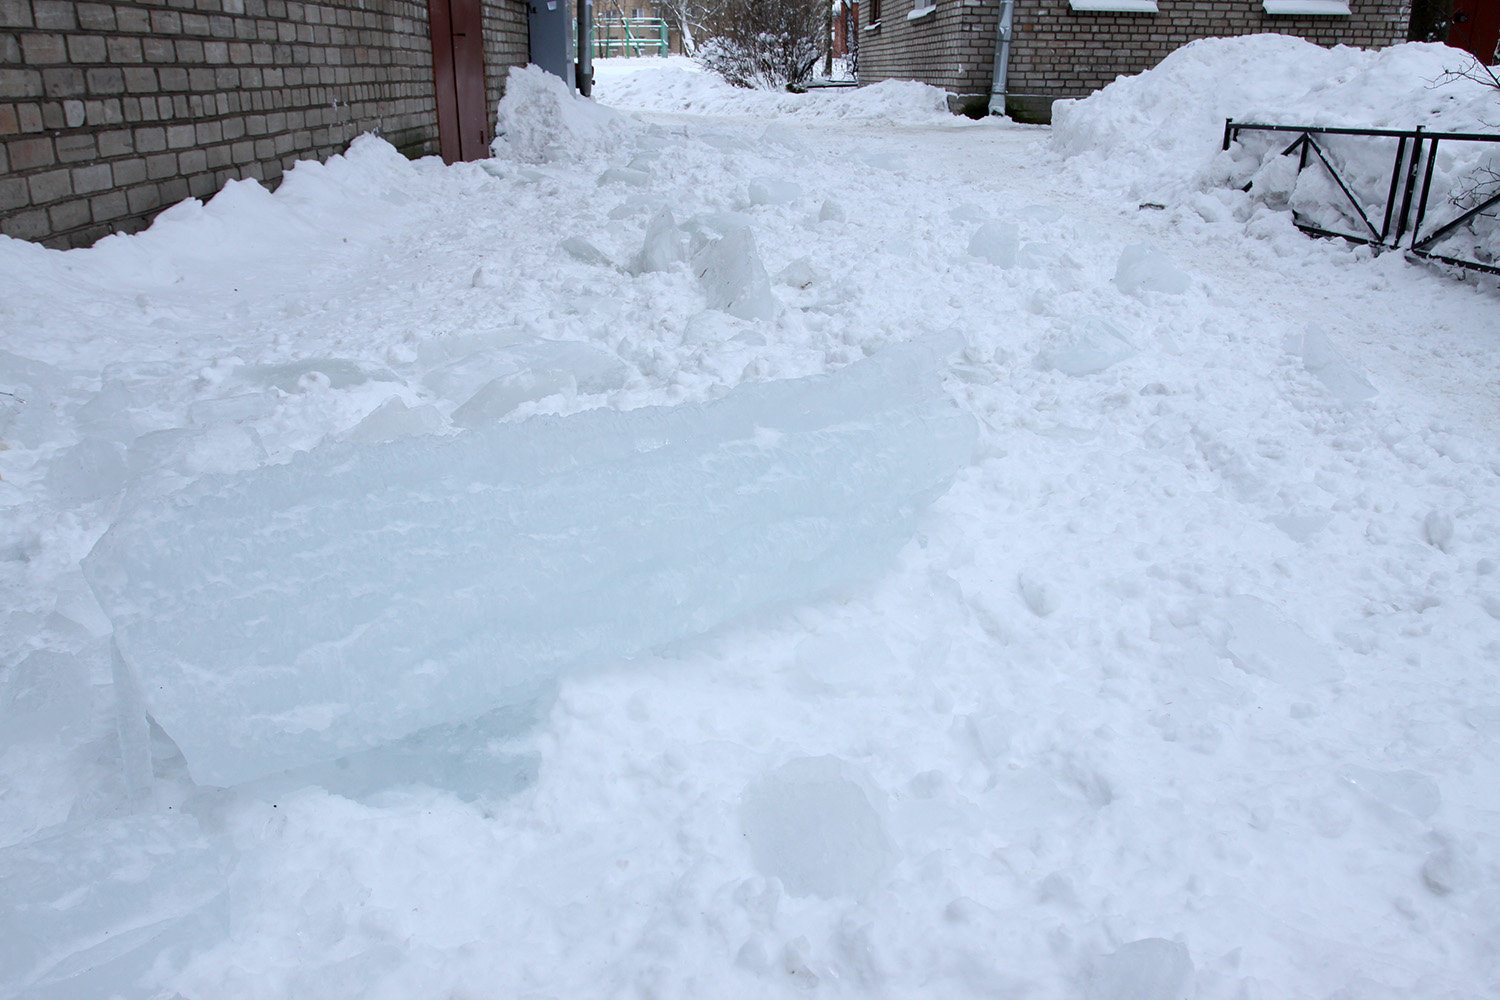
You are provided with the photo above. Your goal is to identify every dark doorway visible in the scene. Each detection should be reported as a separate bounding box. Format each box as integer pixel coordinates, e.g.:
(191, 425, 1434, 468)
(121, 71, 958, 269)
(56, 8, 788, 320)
(429, 0, 491, 163)
(1450, 0, 1500, 64)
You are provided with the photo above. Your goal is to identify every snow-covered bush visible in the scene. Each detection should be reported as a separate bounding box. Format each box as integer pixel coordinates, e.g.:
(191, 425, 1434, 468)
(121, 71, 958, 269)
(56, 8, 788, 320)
(697, 0, 825, 90)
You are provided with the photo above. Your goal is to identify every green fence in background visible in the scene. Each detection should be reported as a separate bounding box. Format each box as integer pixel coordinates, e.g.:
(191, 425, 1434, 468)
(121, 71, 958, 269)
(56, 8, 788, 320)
(588, 16, 670, 58)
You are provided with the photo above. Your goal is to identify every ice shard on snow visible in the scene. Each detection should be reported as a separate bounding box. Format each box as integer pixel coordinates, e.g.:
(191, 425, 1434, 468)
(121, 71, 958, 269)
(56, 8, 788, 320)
(83, 339, 975, 787)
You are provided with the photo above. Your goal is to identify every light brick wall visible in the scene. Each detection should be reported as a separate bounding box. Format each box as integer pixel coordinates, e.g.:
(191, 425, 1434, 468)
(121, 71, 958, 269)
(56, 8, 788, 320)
(857, 0, 1411, 120)
(0, 0, 529, 248)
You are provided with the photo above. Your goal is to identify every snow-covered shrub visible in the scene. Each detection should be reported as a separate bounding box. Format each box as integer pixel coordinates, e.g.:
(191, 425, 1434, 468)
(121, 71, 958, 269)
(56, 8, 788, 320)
(697, 0, 825, 90)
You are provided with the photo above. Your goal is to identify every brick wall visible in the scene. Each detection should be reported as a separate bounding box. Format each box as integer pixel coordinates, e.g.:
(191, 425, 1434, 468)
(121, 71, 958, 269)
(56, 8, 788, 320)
(0, 0, 529, 249)
(857, 0, 1411, 120)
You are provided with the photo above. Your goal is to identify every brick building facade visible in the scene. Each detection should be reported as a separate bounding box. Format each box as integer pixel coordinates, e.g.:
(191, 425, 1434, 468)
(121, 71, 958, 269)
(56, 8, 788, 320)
(0, 0, 529, 249)
(856, 0, 1410, 120)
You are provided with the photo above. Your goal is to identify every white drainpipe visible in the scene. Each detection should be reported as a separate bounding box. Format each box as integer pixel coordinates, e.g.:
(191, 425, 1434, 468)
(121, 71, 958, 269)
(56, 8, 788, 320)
(989, 0, 1014, 116)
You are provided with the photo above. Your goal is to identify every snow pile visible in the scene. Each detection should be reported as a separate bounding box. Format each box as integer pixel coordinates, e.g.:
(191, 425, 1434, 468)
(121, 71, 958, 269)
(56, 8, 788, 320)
(1053, 35, 1500, 205)
(596, 63, 950, 122)
(83, 339, 973, 787)
(495, 64, 634, 163)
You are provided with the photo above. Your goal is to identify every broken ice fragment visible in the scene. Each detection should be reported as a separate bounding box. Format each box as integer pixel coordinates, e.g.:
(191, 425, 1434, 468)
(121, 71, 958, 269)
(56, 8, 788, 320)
(1114, 243, 1190, 295)
(1036, 318, 1136, 377)
(694, 226, 780, 321)
(740, 756, 892, 898)
(967, 221, 1020, 268)
(83, 339, 974, 786)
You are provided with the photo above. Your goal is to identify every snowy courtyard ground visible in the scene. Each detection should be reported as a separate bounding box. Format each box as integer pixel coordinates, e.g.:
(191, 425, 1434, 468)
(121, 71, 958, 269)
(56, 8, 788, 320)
(3, 47, 1500, 1000)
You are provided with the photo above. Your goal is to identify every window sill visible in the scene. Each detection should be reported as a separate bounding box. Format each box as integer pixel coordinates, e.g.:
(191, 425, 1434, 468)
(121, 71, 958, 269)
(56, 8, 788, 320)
(863, 19, 882, 32)
(1069, 0, 1158, 10)
(1262, 0, 1350, 13)
(907, 4, 937, 20)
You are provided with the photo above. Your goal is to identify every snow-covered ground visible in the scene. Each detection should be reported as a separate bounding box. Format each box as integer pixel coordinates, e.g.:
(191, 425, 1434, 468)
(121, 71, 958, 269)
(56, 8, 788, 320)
(3, 44, 1500, 1000)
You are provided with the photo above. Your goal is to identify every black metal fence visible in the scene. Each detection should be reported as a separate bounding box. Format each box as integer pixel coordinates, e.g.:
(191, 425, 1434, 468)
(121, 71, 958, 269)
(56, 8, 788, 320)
(1222, 119, 1500, 277)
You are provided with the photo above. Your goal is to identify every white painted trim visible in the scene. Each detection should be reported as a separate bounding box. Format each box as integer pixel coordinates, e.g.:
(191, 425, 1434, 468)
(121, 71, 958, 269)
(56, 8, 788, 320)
(1068, 0, 1159, 11)
(1262, 0, 1351, 14)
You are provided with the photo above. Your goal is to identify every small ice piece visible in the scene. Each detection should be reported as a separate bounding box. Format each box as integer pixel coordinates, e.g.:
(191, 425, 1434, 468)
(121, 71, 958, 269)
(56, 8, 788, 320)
(748, 178, 801, 207)
(818, 199, 846, 223)
(0, 813, 227, 999)
(694, 226, 780, 322)
(949, 202, 988, 222)
(561, 236, 613, 267)
(629, 207, 686, 275)
(83, 339, 974, 786)
(451, 370, 573, 426)
(45, 437, 129, 502)
(1016, 241, 1063, 269)
(1082, 938, 1194, 1000)
(1018, 571, 1059, 617)
(425, 342, 630, 408)
(238, 358, 398, 394)
(967, 221, 1020, 268)
(740, 756, 892, 898)
(1036, 317, 1136, 377)
(1423, 510, 1454, 552)
(1218, 596, 1342, 684)
(187, 392, 277, 426)
(0, 648, 94, 745)
(1114, 244, 1190, 295)
(1340, 765, 1441, 820)
(777, 256, 820, 289)
(1299, 331, 1376, 403)
(597, 166, 650, 187)
(346, 397, 445, 444)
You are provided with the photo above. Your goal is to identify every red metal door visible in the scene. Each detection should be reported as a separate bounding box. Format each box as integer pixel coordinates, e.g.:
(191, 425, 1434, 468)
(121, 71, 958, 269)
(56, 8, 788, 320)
(429, 0, 491, 163)
(1450, 0, 1500, 65)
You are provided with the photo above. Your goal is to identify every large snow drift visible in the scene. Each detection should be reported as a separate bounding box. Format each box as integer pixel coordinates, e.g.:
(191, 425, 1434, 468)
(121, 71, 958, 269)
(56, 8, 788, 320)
(82, 340, 974, 787)
(1054, 35, 1500, 203)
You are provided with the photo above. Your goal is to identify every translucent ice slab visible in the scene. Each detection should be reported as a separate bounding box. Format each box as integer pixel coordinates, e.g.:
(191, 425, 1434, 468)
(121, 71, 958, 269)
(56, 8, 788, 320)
(83, 339, 975, 787)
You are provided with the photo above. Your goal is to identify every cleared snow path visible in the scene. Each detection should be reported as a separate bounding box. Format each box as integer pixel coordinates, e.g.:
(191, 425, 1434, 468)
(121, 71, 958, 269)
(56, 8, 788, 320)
(2, 62, 1498, 1000)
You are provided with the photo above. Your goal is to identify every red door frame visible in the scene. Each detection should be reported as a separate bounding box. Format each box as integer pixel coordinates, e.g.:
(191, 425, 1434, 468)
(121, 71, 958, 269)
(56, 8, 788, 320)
(429, 0, 490, 163)
(1450, 0, 1500, 65)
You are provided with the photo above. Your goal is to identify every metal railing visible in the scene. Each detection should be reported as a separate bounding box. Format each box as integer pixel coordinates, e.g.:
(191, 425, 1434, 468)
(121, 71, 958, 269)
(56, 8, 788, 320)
(589, 16, 670, 58)
(1223, 119, 1500, 276)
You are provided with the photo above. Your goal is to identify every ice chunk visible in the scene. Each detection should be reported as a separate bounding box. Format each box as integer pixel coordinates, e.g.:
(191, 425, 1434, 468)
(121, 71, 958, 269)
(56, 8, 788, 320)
(629, 207, 686, 275)
(967, 221, 1020, 268)
(1082, 938, 1194, 1000)
(45, 437, 129, 502)
(237, 358, 397, 394)
(694, 226, 780, 322)
(0, 813, 227, 999)
(0, 648, 94, 745)
(346, 397, 445, 444)
(1340, 765, 1441, 820)
(83, 339, 975, 786)
(561, 236, 613, 267)
(1299, 331, 1376, 404)
(425, 341, 631, 408)
(1423, 509, 1454, 552)
(1218, 596, 1342, 684)
(597, 167, 651, 187)
(1114, 244, 1190, 295)
(818, 199, 846, 223)
(451, 370, 574, 426)
(1036, 318, 1136, 377)
(748, 178, 801, 206)
(740, 756, 892, 898)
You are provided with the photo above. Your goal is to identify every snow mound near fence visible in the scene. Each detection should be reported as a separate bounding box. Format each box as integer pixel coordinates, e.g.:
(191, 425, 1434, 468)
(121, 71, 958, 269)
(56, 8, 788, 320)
(1053, 35, 1500, 204)
(597, 64, 951, 122)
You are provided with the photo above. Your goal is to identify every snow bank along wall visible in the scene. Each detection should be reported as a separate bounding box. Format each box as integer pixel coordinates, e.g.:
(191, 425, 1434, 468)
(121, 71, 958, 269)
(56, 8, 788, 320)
(856, 0, 1409, 121)
(0, 0, 529, 249)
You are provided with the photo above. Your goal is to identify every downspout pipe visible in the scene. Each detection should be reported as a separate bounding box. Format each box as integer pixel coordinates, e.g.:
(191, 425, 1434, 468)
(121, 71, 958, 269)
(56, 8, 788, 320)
(576, 0, 593, 96)
(988, 0, 1014, 116)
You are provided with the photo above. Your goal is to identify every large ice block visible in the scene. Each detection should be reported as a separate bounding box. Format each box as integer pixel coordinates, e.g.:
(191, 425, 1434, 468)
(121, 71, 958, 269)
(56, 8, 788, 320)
(83, 339, 975, 787)
(0, 813, 227, 999)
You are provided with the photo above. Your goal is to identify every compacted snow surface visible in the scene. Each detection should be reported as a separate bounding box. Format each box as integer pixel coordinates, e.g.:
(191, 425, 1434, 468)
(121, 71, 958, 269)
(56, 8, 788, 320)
(3, 47, 1500, 1000)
